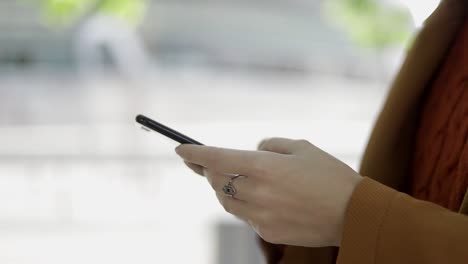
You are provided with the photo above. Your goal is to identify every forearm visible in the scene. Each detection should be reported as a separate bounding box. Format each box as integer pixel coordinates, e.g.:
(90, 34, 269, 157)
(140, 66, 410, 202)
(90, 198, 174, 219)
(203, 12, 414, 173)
(338, 177, 468, 264)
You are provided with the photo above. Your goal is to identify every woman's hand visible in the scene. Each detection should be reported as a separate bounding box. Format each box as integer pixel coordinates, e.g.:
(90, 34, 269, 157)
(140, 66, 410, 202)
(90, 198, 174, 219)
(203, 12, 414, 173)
(175, 138, 363, 247)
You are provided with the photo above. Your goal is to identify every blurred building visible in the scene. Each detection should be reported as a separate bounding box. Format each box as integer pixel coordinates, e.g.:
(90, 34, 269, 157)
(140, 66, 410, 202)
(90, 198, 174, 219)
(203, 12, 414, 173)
(0, 0, 384, 78)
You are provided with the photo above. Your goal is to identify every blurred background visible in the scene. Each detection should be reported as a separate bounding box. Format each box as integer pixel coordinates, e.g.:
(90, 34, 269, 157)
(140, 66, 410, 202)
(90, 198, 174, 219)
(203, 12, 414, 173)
(0, 0, 439, 263)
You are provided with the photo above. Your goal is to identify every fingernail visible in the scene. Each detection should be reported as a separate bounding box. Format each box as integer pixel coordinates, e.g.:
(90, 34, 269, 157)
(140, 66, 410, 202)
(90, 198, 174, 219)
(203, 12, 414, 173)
(175, 145, 182, 154)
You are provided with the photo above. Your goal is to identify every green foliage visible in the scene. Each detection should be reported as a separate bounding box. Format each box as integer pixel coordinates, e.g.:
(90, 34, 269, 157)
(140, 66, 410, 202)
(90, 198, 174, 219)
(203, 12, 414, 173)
(23, 0, 147, 27)
(40, 0, 95, 25)
(26, 0, 411, 49)
(98, 0, 147, 25)
(325, 0, 413, 49)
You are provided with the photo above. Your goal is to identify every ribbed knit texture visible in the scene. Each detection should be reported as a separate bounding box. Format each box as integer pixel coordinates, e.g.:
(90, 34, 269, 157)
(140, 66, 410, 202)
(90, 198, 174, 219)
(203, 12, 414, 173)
(411, 17, 468, 211)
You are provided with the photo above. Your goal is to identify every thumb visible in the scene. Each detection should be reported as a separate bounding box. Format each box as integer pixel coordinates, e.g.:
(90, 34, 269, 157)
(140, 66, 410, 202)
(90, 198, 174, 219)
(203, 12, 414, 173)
(257, 138, 271, 150)
(258, 137, 303, 154)
(259, 138, 295, 154)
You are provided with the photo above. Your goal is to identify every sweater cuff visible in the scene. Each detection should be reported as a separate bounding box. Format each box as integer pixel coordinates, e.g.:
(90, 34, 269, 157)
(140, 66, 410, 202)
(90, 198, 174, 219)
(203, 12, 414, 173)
(337, 177, 398, 264)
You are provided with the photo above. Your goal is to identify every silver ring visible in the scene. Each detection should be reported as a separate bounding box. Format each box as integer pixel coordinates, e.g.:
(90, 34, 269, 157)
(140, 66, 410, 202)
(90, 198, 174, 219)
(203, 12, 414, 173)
(222, 175, 241, 198)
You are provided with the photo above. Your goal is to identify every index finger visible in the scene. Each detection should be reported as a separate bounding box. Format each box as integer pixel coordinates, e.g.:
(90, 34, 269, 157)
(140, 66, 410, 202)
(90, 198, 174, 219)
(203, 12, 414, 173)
(175, 145, 266, 176)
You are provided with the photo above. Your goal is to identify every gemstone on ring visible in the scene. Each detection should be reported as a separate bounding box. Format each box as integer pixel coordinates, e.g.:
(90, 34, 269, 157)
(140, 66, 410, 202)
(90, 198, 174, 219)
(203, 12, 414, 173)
(223, 182, 237, 196)
(223, 175, 241, 198)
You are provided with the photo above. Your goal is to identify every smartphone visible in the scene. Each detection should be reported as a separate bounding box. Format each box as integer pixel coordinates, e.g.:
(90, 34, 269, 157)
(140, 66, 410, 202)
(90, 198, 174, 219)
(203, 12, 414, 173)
(136, 115, 204, 145)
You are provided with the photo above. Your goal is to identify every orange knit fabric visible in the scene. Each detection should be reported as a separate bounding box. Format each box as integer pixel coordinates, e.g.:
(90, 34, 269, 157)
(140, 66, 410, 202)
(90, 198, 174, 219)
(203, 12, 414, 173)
(410, 18, 468, 212)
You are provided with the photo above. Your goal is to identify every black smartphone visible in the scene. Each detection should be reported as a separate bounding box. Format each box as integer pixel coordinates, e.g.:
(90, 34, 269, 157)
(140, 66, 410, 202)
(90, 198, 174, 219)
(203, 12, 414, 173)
(136, 115, 204, 145)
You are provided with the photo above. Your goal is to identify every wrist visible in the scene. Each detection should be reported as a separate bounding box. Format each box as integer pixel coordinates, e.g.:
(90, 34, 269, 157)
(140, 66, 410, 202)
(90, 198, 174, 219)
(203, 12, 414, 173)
(333, 173, 363, 246)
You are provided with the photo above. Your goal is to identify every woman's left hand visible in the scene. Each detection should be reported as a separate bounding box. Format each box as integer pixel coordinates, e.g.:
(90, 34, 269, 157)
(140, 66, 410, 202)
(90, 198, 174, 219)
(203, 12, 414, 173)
(175, 138, 362, 247)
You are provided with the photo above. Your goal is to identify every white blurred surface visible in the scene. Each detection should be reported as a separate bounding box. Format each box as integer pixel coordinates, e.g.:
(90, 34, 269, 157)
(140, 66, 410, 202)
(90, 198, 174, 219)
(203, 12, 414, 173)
(0, 71, 387, 264)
